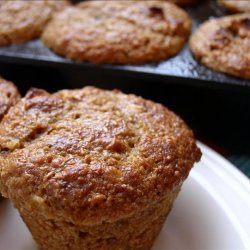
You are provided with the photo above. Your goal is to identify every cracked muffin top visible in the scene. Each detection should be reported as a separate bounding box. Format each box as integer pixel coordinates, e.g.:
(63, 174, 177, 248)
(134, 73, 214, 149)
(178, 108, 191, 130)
(190, 14, 250, 79)
(0, 86, 201, 224)
(42, 0, 191, 64)
(0, 0, 70, 46)
(0, 78, 20, 121)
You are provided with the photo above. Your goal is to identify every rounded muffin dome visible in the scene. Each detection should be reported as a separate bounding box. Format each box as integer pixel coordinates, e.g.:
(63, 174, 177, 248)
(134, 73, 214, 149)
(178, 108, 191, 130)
(0, 86, 201, 225)
(42, 0, 191, 64)
(0, 0, 70, 46)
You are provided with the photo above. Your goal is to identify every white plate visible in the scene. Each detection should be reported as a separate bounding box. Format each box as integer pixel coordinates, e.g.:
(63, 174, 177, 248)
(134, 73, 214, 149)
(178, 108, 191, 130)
(0, 143, 250, 250)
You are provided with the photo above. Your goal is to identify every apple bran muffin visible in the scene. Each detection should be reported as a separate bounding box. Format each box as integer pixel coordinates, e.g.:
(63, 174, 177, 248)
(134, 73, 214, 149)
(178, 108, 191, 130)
(0, 87, 201, 250)
(0, 0, 70, 46)
(0, 78, 20, 199)
(42, 1, 191, 64)
(190, 14, 250, 79)
(0, 78, 20, 121)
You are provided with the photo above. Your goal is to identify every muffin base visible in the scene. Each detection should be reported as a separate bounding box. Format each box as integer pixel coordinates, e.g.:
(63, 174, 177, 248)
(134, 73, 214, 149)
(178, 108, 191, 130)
(18, 187, 181, 250)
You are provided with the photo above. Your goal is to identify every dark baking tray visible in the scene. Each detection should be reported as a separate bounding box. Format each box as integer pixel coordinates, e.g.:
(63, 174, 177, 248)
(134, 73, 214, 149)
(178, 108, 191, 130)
(0, 0, 249, 92)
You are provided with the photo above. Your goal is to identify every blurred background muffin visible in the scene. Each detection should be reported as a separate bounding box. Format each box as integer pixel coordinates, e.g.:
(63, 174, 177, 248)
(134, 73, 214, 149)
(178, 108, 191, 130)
(0, 78, 20, 122)
(42, 0, 191, 64)
(190, 14, 250, 79)
(0, 0, 70, 46)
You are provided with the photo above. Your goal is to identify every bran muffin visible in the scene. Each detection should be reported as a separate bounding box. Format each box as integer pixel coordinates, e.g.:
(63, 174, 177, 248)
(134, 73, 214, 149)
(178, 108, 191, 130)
(190, 14, 250, 79)
(0, 0, 70, 46)
(42, 1, 191, 64)
(218, 0, 250, 13)
(0, 78, 20, 199)
(0, 78, 21, 122)
(0, 86, 201, 250)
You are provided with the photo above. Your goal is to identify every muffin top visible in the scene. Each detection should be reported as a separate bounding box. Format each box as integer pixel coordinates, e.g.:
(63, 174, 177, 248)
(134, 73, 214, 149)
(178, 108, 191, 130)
(190, 14, 250, 79)
(0, 87, 201, 224)
(42, 0, 191, 64)
(0, 0, 70, 46)
(0, 78, 20, 121)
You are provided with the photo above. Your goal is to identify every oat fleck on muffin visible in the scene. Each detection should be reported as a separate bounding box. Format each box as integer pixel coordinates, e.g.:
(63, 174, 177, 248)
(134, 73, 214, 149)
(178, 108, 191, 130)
(0, 0, 70, 46)
(218, 0, 250, 13)
(0, 78, 20, 122)
(190, 14, 250, 79)
(0, 86, 201, 250)
(42, 1, 191, 64)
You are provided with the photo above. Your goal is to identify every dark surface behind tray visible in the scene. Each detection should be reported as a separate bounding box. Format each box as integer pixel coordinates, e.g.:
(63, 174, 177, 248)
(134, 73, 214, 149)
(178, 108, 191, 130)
(0, 0, 249, 92)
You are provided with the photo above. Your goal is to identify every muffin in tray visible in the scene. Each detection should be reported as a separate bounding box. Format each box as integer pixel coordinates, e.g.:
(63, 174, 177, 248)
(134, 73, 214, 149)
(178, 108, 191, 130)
(190, 14, 250, 79)
(0, 86, 201, 250)
(218, 0, 250, 13)
(42, 0, 191, 64)
(0, 78, 20, 122)
(0, 0, 70, 46)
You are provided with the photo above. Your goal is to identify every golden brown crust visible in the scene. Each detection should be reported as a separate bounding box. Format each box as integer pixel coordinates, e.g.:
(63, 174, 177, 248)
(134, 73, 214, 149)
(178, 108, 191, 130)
(0, 86, 201, 225)
(0, 0, 70, 46)
(218, 0, 250, 13)
(0, 78, 20, 122)
(42, 1, 191, 64)
(190, 14, 250, 79)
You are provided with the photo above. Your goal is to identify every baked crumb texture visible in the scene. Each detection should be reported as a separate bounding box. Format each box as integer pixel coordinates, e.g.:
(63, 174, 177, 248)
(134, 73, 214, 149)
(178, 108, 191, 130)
(190, 14, 250, 79)
(0, 0, 70, 46)
(0, 87, 201, 250)
(42, 1, 191, 64)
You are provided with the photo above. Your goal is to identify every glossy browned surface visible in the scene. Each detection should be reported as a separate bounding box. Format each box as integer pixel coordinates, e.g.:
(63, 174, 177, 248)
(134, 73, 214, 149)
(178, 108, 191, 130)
(0, 86, 201, 224)
(190, 14, 250, 79)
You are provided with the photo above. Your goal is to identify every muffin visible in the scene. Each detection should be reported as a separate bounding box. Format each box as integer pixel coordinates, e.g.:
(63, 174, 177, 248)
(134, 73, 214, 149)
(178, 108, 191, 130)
(0, 86, 201, 250)
(0, 0, 70, 46)
(218, 0, 250, 13)
(0, 78, 20, 121)
(190, 14, 250, 79)
(0, 78, 20, 199)
(42, 1, 191, 64)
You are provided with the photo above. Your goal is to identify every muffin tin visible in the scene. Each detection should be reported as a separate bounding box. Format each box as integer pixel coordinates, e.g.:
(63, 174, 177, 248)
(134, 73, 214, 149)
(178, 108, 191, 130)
(0, 0, 249, 92)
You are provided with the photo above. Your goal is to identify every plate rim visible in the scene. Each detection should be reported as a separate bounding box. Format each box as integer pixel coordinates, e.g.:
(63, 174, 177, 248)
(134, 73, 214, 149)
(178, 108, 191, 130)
(195, 142, 250, 248)
(1, 142, 250, 249)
